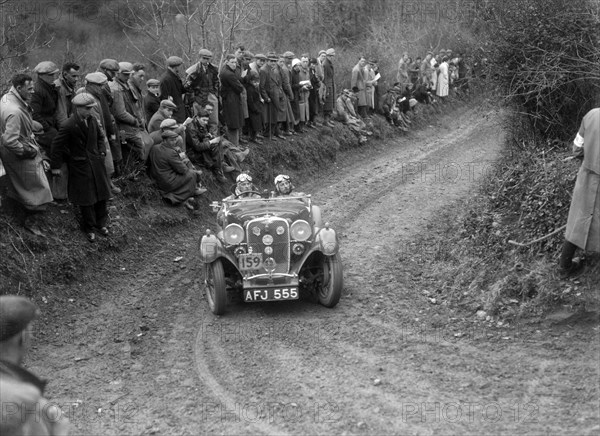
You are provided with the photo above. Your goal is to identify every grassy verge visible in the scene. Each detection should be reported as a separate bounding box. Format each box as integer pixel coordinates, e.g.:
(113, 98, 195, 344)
(408, 110, 599, 321)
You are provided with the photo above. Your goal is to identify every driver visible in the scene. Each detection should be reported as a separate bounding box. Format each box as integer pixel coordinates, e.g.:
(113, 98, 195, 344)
(226, 173, 261, 200)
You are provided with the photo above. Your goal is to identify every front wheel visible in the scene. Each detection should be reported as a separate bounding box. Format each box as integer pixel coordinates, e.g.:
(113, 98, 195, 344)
(318, 252, 343, 308)
(204, 259, 227, 315)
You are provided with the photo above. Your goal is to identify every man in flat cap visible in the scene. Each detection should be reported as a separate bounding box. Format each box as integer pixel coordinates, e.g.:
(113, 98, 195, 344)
(51, 93, 111, 242)
(148, 99, 178, 133)
(145, 78, 161, 122)
(185, 48, 220, 135)
(160, 56, 186, 124)
(0, 73, 53, 236)
(111, 62, 146, 164)
(322, 49, 337, 127)
(0, 295, 70, 435)
(259, 52, 286, 140)
(148, 129, 206, 210)
(84, 72, 121, 195)
(97, 59, 122, 175)
(31, 62, 60, 156)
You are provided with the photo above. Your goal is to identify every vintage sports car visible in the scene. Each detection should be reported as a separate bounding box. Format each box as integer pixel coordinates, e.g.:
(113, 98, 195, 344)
(199, 191, 343, 315)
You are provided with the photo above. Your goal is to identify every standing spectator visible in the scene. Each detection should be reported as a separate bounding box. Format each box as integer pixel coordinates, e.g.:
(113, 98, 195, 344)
(322, 48, 336, 127)
(456, 53, 469, 94)
(50, 93, 111, 242)
(409, 57, 421, 85)
(279, 52, 296, 135)
(30, 61, 60, 156)
(308, 58, 322, 127)
(436, 56, 450, 101)
(0, 295, 70, 434)
(244, 71, 263, 144)
(558, 107, 600, 278)
(219, 54, 245, 146)
(0, 74, 53, 235)
(145, 78, 161, 122)
(55, 62, 80, 128)
(160, 56, 186, 123)
(98, 59, 122, 173)
(112, 62, 146, 163)
(52, 62, 81, 200)
(369, 60, 382, 116)
(351, 56, 368, 118)
(296, 56, 312, 131)
(420, 51, 434, 88)
(148, 130, 206, 209)
(84, 72, 121, 195)
(249, 53, 266, 76)
(259, 52, 286, 140)
(396, 52, 409, 88)
(234, 46, 249, 141)
(185, 48, 220, 131)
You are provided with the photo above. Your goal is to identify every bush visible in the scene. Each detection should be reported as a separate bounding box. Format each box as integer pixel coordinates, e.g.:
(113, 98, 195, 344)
(484, 0, 600, 139)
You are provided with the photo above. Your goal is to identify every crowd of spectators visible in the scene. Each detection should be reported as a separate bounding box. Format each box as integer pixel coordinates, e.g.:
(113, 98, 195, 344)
(0, 46, 470, 241)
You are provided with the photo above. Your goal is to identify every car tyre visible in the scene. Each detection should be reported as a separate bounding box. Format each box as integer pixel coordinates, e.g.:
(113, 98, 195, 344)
(318, 252, 343, 308)
(205, 259, 227, 315)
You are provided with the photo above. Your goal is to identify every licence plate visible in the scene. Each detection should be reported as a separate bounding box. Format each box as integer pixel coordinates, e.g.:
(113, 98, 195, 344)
(239, 253, 263, 271)
(244, 288, 299, 302)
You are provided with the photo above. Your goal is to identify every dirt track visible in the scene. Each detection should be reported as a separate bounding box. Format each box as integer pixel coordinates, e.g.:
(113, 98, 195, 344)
(29, 104, 599, 435)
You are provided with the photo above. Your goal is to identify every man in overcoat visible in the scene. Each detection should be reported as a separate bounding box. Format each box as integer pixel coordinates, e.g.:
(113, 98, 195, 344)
(322, 48, 336, 127)
(259, 53, 286, 139)
(351, 56, 368, 118)
(160, 56, 186, 123)
(559, 107, 600, 277)
(51, 93, 111, 243)
(219, 54, 245, 146)
(0, 73, 53, 235)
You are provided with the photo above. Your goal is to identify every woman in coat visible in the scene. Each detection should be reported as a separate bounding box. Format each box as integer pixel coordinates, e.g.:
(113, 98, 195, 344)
(351, 57, 367, 117)
(219, 55, 245, 145)
(436, 57, 449, 99)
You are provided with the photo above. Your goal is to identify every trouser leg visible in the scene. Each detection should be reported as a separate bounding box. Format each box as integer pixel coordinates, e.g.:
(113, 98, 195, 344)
(94, 200, 109, 229)
(559, 240, 578, 270)
(80, 205, 97, 233)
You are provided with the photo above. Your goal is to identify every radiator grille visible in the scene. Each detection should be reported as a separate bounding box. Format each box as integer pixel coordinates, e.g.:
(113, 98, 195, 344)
(246, 217, 290, 274)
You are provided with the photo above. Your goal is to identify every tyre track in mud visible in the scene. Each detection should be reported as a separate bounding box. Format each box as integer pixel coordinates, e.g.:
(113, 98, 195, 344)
(31, 103, 599, 435)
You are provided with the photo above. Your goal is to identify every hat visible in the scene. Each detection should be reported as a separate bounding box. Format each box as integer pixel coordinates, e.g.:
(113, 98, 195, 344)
(255, 53, 267, 60)
(309, 58, 318, 65)
(409, 98, 418, 108)
(369, 59, 378, 64)
(266, 52, 279, 61)
(244, 51, 255, 60)
(72, 93, 97, 107)
(33, 61, 59, 75)
(0, 296, 39, 342)
(426, 51, 434, 56)
(98, 59, 119, 71)
(85, 72, 108, 85)
(326, 48, 336, 56)
(282, 51, 295, 59)
(274, 174, 291, 185)
(146, 78, 160, 87)
(161, 130, 179, 139)
(160, 99, 177, 110)
(198, 48, 213, 58)
(166, 56, 183, 67)
(291, 58, 302, 68)
(160, 118, 178, 130)
(236, 173, 252, 183)
(318, 50, 326, 56)
(118, 62, 134, 74)
(31, 121, 44, 135)
(197, 108, 209, 117)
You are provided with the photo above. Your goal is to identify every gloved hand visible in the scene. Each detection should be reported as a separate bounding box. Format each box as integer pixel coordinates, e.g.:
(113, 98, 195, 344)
(18, 144, 38, 160)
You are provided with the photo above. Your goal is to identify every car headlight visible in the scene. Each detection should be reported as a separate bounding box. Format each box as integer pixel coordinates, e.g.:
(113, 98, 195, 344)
(223, 224, 244, 245)
(290, 220, 311, 241)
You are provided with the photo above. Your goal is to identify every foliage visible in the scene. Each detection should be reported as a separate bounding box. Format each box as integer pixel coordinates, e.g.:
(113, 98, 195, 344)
(483, 0, 600, 139)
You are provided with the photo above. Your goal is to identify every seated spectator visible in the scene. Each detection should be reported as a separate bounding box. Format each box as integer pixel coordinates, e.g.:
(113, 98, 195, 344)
(147, 130, 206, 209)
(335, 89, 372, 142)
(148, 99, 178, 133)
(188, 105, 250, 178)
(149, 118, 187, 150)
(380, 85, 409, 131)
